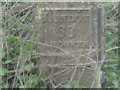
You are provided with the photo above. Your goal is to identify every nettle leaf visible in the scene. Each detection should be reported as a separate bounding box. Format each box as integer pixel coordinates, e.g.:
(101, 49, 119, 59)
(106, 71, 118, 78)
(25, 75, 44, 88)
(0, 67, 7, 76)
(2, 52, 6, 59)
(64, 85, 72, 88)
(25, 63, 34, 72)
(1, 83, 9, 88)
(71, 81, 79, 88)
(2, 59, 12, 64)
(64, 81, 86, 88)
(19, 85, 25, 88)
(112, 80, 118, 87)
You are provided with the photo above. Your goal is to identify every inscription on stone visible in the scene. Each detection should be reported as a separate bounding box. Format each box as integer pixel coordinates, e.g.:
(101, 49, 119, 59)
(41, 9, 92, 53)
(41, 8, 96, 87)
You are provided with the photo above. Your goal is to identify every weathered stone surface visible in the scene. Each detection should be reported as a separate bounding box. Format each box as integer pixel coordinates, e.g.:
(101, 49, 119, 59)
(40, 7, 103, 88)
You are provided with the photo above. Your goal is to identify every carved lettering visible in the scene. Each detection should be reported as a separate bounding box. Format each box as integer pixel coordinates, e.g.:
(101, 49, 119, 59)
(42, 12, 89, 23)
(42, 9, 92, 51)
(44, 41, 89, 48)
